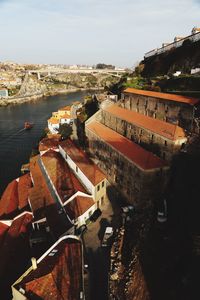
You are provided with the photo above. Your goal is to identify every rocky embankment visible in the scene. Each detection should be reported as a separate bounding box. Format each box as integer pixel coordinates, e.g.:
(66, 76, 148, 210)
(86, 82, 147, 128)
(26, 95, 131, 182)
(0, 88, 100, 107)
(0, 72, 119, 107)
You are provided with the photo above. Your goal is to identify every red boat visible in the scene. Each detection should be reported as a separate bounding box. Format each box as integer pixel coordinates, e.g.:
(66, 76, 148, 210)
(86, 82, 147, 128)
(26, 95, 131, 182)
(24, 122, 34, 130)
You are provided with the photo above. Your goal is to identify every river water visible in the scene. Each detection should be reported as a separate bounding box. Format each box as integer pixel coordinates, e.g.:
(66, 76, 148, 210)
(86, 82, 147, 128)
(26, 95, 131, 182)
(0, 91, 88, 196)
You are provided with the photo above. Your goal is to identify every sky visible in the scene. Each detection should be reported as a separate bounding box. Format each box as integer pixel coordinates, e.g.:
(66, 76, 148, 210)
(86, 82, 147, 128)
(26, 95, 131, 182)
(0, 0, 200, 67)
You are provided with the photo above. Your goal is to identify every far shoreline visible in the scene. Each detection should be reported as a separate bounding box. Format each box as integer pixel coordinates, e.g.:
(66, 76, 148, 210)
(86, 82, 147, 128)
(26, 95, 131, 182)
(0, 86, 104, 107)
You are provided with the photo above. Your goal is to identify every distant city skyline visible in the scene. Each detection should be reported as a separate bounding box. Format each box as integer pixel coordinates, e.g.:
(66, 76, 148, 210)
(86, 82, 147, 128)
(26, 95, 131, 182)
(0, 0, 200, 68)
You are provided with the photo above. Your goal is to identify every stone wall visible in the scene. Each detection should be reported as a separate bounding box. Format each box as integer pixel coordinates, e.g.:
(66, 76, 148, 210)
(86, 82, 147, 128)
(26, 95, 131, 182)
(121, 92, 197, 132)
(86, 127, 169, 207)
(101, 110, 186, 161)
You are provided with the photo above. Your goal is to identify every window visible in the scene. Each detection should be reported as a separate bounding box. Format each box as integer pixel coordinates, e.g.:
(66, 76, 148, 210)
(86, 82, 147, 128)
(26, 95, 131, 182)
(164, 140, 167, 146)
(97, 185, 100, 192)
(102, 181, 104, 188)
(101, 196, 104, 205)
(76, 166, 78, 173)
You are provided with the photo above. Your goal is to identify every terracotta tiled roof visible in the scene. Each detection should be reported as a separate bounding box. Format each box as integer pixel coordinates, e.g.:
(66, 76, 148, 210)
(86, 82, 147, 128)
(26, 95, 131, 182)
(47, 133, 61, 140)
(29, 156, 55, 220)
(59, 106, 71, 111)
(104, 105, 186, 141)
(15, 236, 82, 300)
(0, 174, 32, 218)
(65, 196, 94, 220)
(60, 114, 71, 119)
(0, 212, 33, 278)
(86, 121, 168, 170)
(41, 150, 88, 204)
(0, 179, 18, 217)
(0, 222, 9, 247)
(39, 137, 60, 152)
(123, 88, 200, 105)
(48, 117, 59, 124)
(29, 155, 73, 234)
(18, 174, 32, 210)
(59, 139, 106, 185)
(41, 151, 76, 204)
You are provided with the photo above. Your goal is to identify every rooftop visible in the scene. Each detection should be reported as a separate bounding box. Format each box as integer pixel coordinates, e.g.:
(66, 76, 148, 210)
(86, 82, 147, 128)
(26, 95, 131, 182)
(29, 155, 55, 220)
(59, 139, 106, 185)
(59, 105, 71, 111)
(64, 195, 95, 220)
(41, 150, 88, 204)
(60, 114, 72, 119)
(104, 104, 186, 141)
(0, 179, 19, 218)
(14, 235, 83, 300)
(0, 212, 33, 279)
(18, 174, 32, 210)
(123, 88, 200, 106)
(29, 155, 72, 234)
(48, 117, 59, 124)
(39, 137, 60, 152)
(86, 121, 168, 171)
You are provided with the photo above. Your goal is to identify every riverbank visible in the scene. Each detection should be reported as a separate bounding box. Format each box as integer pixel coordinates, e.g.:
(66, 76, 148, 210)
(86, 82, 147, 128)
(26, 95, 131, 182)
(0, 86, 104, 107)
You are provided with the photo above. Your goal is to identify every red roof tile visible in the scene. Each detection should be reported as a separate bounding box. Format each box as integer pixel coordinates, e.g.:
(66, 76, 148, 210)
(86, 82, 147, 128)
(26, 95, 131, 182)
(59, 139, 106, 185)
(0, 179, 19, 217)
(124, 88, 200, 105)
(86, 121, 168, 170)
(18, 173, 32, 210)
(104, 104, 186, 141)
(16, 237, 82, 300)
(41, 150, 76, 204)
(65, 196, 94, 220)
(0, 222, 9, 247)
(39, 137, 60, 152)
(29, 155, 55, 220)
(0, 212, 32, 277)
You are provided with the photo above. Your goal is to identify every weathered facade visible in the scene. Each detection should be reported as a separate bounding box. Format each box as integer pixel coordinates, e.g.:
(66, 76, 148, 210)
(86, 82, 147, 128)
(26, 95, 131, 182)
(121, 88, 200, 133)
(101, 105, 187, 161)
(86, 121, 169, 207)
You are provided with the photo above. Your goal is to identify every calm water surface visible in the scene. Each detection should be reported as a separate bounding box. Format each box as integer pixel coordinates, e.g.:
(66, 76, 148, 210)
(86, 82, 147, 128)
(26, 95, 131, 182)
(0, 91, 88, 196)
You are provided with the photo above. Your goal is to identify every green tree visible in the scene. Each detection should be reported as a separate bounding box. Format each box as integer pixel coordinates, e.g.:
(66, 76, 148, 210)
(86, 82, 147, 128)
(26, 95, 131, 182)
(59, 123, 72, 140)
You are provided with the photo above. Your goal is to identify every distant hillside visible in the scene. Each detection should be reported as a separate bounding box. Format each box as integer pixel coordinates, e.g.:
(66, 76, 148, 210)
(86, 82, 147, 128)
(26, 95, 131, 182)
(142, 39, 200, 77)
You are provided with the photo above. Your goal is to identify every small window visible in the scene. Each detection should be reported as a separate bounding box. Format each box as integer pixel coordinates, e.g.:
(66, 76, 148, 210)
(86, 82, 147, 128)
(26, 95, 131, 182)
(97, 185, 100, 191)
(164, 140, 167, 146)
(76, 166, 78, 173)
(102, 181, 104, 188)
(163, 152, 166, 160)
(101, 196, 104, 204)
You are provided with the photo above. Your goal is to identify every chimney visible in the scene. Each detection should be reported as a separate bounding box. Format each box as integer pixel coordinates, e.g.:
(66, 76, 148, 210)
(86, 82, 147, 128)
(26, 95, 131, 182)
(31, 257, 37, 270)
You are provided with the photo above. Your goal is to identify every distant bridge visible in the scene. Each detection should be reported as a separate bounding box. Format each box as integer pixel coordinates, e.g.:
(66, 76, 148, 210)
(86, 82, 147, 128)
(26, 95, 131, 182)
(27, 68, 127, 80)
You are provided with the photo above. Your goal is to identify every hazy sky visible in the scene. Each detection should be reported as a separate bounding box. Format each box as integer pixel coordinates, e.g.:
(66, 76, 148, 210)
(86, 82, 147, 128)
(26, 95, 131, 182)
(0, 0, 200, 67)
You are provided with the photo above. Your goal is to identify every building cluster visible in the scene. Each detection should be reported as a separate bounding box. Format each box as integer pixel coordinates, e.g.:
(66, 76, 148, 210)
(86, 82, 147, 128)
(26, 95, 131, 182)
(85, 87, 200, 206)
(47, 101, 82, 134)
(0, 134, 107, 299)
(144, 27, 200, 59)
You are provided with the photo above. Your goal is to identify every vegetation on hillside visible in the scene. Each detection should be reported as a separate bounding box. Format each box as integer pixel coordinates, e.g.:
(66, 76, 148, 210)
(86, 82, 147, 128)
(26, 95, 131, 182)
(59, 123, 72, 139)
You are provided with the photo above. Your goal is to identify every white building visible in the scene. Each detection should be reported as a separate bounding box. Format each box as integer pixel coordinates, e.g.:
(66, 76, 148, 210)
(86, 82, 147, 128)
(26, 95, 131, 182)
(59, 139, 107, 209)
